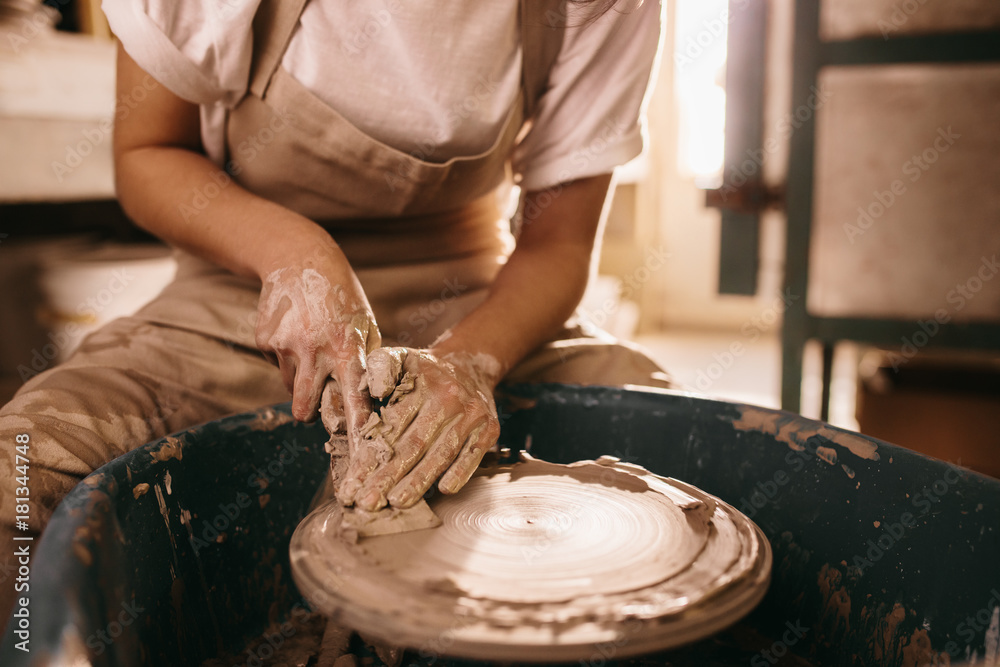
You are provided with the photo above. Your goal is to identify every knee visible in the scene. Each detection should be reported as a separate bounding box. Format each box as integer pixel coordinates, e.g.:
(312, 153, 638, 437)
(0, 409, 108, 534)
(1, 361, 168, 461)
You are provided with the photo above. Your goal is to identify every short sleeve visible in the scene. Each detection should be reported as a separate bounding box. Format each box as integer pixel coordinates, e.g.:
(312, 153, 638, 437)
(512, 0, 664, 191)
(101, 0, 261, 107)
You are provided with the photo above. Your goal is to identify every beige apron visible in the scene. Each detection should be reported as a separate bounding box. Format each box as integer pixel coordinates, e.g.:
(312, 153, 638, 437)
(0, 0, 670, 619)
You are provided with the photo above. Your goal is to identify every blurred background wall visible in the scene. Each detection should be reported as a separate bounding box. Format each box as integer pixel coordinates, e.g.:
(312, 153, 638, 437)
(2, 0, 998, 476)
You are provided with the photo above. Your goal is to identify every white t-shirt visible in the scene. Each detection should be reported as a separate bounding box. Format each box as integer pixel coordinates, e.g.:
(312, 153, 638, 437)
(102, 0, 662, 192)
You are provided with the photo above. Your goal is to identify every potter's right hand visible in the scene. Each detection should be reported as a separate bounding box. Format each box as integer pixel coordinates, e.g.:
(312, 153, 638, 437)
(254, 261, 381, 431)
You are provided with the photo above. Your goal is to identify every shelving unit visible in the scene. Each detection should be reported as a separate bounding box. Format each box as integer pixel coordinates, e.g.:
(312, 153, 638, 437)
(781, 1, 1000, 415)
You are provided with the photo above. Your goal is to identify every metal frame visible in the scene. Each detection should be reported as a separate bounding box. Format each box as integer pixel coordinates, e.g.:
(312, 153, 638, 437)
(718, 0, 770, 295)
(781, 1, 1000, 415)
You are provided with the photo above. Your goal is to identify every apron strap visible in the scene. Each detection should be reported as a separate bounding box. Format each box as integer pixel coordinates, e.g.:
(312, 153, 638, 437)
(248, 0, 310, 99)
(520, 0, 568, 121)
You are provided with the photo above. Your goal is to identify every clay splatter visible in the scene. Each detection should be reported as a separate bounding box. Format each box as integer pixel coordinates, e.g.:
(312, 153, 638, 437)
(150, 437, 183, 463)
(245, 407, 295, 432)
(815, 446, 837, 466)
(730, 407, 880, 461)
(986, 606, 999, 664)
(817, 563, 851, 644)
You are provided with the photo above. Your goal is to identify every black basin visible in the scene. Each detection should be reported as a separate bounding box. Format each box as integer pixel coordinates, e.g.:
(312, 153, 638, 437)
(3, 385, 998, 666)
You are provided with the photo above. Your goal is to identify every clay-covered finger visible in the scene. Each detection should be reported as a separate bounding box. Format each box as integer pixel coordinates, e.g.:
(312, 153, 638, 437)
(331, 352, 377, 498)
(438, 416, 501, 495)
(366, 347, 407, 401)
(275, 353, 297, 397)
(336, 357, 375, 434)
(319, 379, 345, 435)
(386, 420, 470, 508)
(337, 441, 378, 505)
(292, 354, 329, 422)
(347, 312, 382, 359)
(354, 411, 455, 511)
(337, 393, 391, 504)
(336, 406, 378, 502)
(361, 314, 382, 355)
(344, 390, 375, 437)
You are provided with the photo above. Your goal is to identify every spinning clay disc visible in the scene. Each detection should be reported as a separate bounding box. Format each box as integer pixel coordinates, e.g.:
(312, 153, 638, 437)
(290, 455, 772, 662)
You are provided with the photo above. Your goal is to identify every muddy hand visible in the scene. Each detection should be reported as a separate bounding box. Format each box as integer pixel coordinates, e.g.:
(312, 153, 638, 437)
(338, 347, 501, 510)
(255, 266, 381, 443)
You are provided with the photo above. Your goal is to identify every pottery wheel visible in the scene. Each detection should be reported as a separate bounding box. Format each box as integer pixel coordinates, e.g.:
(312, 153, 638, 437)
(290, 455, 771, 662)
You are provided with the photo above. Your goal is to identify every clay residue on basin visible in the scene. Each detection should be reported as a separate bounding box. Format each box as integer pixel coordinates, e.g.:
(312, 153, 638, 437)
(815, 446, 838, 466)
(244, 407, 295, 432)
(731, 407, 880, 462)
(857, 599, 951, 667)
(150, 437, 184, 463)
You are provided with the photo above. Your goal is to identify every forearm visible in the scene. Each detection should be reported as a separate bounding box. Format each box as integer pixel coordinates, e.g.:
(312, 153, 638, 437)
(430, 174, 612, 385)
(113, 45, 347, 282)
(431, 243, 589, 379)
(115, 146, 341, 280)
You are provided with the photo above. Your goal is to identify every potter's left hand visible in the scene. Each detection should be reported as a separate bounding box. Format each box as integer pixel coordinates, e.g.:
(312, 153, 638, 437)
(338, 347, 501, 511)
